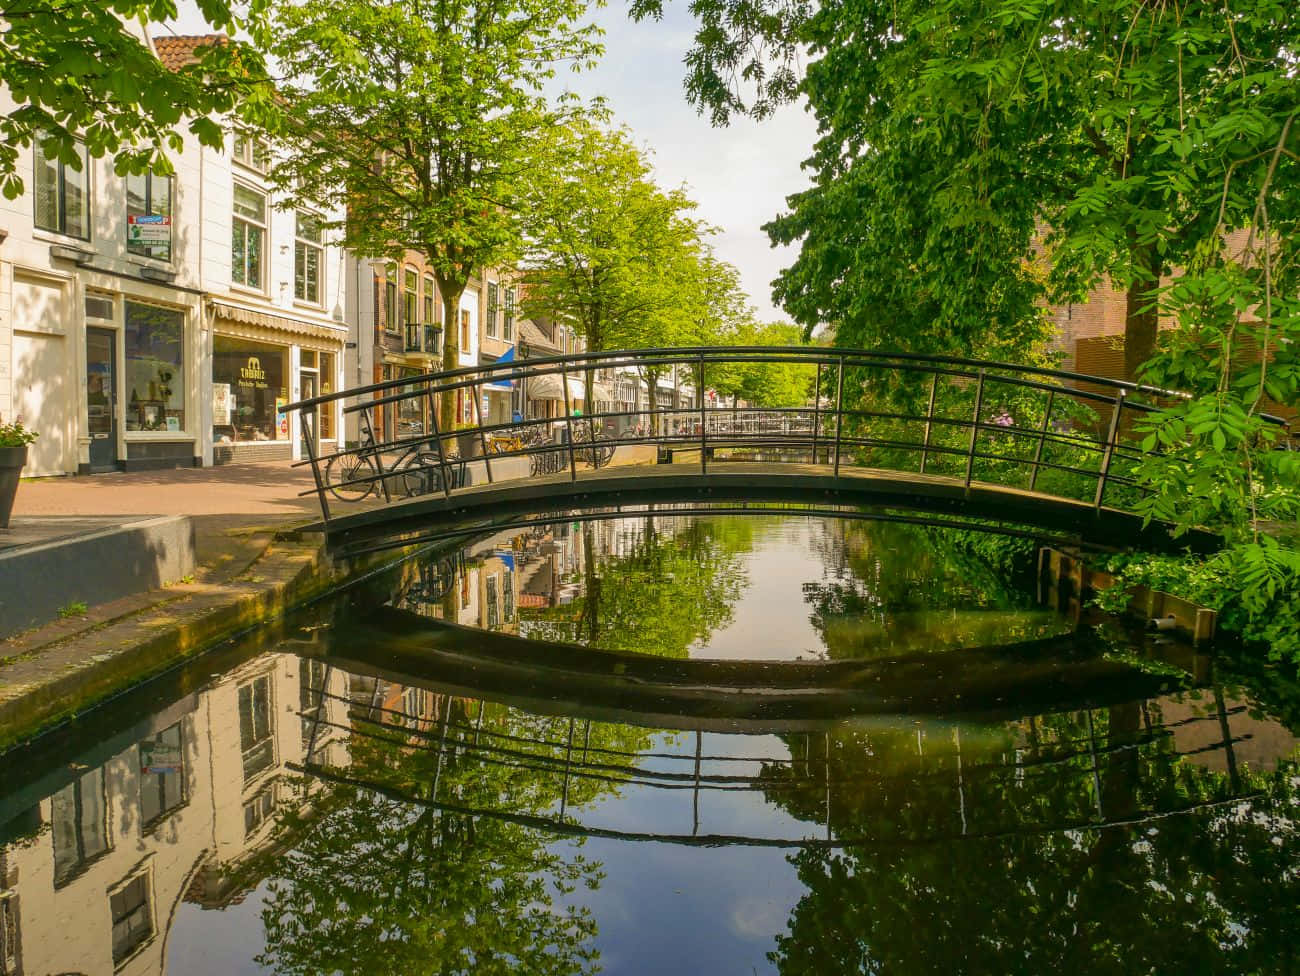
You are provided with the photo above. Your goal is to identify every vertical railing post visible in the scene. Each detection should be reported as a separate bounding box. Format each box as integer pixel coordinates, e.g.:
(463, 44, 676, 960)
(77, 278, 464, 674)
(833, 355, 846, 476)
(360, 405, 390, 503)
(919, 372, 939, 474)
(811, 361, 822, 463)
(699, 351, 708, 475)
(471, 376, 493, 484)
(301, 407, 331, 524)
(1029, 389, 1056, 492)
(964, 369, 987, 496)
(561, 360, 577, 482)
(1094, 390, 1126, 513)
(425, 383, 453, 499)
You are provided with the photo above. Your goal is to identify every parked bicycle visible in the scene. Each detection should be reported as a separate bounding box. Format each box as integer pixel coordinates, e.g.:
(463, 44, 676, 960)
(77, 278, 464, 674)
(324, 428, 462, 502)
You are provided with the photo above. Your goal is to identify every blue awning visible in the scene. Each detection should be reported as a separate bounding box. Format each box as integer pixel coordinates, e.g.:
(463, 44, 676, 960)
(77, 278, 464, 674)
(483, 345, 516, 391)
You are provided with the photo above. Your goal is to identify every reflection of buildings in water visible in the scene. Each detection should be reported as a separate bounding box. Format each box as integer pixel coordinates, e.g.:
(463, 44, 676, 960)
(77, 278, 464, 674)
(0, 648, 350, 975)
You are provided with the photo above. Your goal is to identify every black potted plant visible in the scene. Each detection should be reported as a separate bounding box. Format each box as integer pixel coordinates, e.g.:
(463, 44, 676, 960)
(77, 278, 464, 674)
(0, 416, 38, 529)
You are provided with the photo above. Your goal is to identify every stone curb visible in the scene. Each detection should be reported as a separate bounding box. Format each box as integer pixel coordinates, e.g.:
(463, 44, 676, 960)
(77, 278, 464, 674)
(0, 534, 397, 749)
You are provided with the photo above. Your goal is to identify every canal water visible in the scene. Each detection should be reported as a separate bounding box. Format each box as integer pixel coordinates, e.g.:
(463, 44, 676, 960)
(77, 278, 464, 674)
(1, 514, 1297, 974)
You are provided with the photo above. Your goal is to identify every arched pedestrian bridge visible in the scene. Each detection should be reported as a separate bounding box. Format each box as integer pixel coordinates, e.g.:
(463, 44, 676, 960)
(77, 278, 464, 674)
(282, 347, 1275, 556)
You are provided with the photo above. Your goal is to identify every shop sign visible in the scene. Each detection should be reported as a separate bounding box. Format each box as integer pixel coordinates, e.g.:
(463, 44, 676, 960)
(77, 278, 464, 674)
(239, 356, 269, 389)
(127, 213, 171, 245)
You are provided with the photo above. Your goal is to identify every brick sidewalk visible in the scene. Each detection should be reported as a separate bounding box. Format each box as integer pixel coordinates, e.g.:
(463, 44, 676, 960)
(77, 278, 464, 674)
(13, 461, 323, 518)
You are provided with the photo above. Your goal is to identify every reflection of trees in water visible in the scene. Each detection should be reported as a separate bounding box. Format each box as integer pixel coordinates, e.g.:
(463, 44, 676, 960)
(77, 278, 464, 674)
(802, 521, 1059, 658)
(256, 694, 659, 976)
(524, 516, 753, 657)
(757, 700, 1300, 975)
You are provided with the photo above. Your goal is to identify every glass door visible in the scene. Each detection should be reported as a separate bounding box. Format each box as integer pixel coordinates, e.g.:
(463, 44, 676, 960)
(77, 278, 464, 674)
(85, 327, 118, 471)
(299, 370, 318, 458)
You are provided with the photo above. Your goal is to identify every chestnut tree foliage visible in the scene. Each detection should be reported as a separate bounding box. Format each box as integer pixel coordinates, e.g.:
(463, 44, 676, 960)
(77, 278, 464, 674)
(0, 0, 272, 196)
(633, 0, 1300, 663)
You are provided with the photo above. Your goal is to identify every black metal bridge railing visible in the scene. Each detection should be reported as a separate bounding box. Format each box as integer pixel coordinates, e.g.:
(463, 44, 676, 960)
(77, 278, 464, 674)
(281, 346, 1293, 527)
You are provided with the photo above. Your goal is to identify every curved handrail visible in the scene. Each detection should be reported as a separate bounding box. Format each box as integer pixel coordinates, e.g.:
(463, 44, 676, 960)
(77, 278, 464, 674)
(278, 346, 1292, 530)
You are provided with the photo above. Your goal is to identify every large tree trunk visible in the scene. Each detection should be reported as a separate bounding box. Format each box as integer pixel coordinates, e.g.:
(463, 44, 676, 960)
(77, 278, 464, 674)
(439, 286, 465, 434)
(1123, 245, 1162, 382)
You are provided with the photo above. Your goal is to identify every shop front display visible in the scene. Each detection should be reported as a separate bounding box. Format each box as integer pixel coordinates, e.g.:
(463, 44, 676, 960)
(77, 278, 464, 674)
(124, 301, 186, 433)
(212, 336, 290, 453)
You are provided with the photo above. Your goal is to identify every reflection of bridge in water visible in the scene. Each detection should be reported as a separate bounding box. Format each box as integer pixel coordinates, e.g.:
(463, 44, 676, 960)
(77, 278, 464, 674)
(284, 347, 1290, 555)
(293, 643, 1290, 850)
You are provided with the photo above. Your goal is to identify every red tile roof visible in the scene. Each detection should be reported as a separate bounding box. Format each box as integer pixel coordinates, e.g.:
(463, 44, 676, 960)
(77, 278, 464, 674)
(152, 34, 226, 72)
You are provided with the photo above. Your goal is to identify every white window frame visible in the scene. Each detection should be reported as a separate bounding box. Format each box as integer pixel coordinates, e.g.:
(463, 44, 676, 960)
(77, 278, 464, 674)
(231, 182, 267, 292)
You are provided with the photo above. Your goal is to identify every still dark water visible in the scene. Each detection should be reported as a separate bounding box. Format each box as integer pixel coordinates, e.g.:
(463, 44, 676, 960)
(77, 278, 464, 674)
(1, 515, 1298, 975)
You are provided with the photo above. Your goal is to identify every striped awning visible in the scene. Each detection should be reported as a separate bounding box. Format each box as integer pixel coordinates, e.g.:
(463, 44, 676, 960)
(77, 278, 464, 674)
(208, 300, 346, 345)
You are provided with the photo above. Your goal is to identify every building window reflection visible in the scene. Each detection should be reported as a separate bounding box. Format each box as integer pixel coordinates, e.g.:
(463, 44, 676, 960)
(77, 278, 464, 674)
(0, 892, 19, 976)
(109, 869, 154, 966)
(486, 575, 500, 630)
(51, 767, 110, 887)
(138, 722, 187, 828)
(238, 676, 275, 783)
(299, 661, 327, 750)
(243, 784, 276, 838)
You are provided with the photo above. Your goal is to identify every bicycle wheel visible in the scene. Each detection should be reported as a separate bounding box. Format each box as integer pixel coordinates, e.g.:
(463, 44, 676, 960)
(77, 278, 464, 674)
(325, 453, 376, 501)
(397, 455, 443, 498)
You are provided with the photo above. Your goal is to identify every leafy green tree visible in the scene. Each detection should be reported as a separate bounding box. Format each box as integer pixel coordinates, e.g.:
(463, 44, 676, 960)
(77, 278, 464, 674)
(266, 0, 600, 429)
(1, 1, 272, 197)
(632, 0, 1300, 662)
(521, 120, 705, 354)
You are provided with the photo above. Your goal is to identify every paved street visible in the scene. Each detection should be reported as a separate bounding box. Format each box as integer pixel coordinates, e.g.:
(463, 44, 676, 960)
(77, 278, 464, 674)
(13, 461, 322, 519)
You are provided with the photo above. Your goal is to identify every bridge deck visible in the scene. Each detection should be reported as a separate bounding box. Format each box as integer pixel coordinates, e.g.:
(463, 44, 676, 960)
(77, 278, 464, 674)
(308, 461, 1216, 554)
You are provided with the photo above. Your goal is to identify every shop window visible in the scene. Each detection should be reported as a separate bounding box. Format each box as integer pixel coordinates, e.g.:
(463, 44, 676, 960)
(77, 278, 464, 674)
(124, 302, 185, 433)
(396, 367, 423, 438)
(125, 170, 172, 262)
(109, 870, 153, 966)
(404, 269, 418, 326)
(319, 352, 335, 439)
(138, 722, 187, 828)
(238, 674, 275, 782)
(34, 136, 90, 239)
(51, 766, 109, 887)
(212, 336, 289, 444)
(486, 282, 498, 338)
(460, 309, 470, 350)
(294, 213, 322, 304)
(232, 184, 266, 289)
(504, 287, 515, 342)
(423, 275, 436, 324)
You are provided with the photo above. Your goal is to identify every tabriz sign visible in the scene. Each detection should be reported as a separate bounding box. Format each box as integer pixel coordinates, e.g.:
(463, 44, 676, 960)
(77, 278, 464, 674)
(239, 356, 268, 389)
(127, 213, 171, 245)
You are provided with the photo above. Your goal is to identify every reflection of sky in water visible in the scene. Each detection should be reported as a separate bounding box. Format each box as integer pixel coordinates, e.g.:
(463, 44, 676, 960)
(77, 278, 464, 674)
(551, 732, 815, 975)
(690, 520, 830, 660)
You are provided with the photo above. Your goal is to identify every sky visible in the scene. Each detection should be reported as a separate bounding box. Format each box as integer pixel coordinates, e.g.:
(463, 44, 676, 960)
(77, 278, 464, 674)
(550, 3, 820, 322)
(165, 0, 819, 322)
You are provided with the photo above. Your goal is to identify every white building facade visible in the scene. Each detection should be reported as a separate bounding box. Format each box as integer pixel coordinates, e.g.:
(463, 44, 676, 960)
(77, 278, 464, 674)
(0, 30, 348, 476)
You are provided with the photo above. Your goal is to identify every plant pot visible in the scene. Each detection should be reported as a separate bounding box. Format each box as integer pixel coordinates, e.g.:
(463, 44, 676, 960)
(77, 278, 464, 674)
(0, 444, 28, 529)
